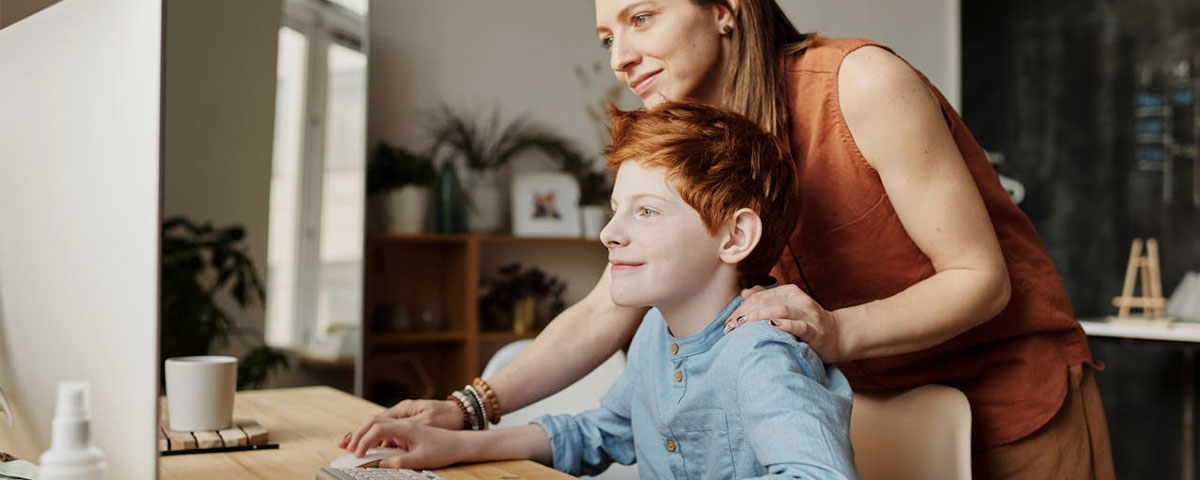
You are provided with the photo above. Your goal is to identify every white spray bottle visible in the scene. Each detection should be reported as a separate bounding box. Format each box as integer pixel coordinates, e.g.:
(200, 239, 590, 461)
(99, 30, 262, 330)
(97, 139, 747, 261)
(39, 382, 106, 480)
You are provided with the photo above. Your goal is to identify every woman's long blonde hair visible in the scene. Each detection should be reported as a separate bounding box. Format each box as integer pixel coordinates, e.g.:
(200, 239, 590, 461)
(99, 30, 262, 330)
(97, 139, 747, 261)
(695, 0, 814, 137)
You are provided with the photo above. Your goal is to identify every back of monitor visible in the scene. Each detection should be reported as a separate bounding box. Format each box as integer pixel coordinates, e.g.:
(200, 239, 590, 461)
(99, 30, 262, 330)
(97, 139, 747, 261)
(0, 0, 161, 478)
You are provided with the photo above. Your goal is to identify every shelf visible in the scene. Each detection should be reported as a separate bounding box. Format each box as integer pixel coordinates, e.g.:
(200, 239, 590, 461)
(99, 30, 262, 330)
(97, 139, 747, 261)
(368, 331, 468, 344)
(362, 231, 607, 405)
(479, 331, 540, 343)
(477, 234, 601, 246)
(369, 233, 472, 244)
(296, 353, 355, 370)
(369, 233, 602, 246)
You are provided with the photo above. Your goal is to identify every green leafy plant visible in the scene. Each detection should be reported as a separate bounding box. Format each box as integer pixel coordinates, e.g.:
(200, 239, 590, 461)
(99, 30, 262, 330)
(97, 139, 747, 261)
(557, 152, 611, 207)
(479, 263, 567, 332)
(160, 216, 289, 390)
(427, 104, 611, 204)
(367, 142, 437, 195)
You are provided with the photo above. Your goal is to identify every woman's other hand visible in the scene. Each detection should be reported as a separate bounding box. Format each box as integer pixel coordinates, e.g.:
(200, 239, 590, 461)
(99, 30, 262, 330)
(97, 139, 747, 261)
(725, 284, 851, 362)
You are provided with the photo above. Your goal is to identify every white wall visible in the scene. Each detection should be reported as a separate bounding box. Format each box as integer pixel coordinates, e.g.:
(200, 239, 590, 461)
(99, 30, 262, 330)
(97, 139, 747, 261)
(368, 0, 960, 154)
(784, 0, 960, 109)
(367, 0, 960, 304)
(162, 0, 282, 353)
(0, 0, 160, 477)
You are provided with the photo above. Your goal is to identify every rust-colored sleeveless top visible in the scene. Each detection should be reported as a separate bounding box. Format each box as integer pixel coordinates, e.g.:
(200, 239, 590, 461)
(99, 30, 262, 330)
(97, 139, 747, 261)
(770, 37, 1096, 449)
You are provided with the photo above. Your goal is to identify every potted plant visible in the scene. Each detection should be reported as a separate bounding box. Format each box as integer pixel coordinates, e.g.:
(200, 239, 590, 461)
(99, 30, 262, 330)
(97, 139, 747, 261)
(367, 142, 438, 234)
(427, 105, 588, 234)
(573, 61, 630, 237)
(557, 152, 612, 238)
(479, 263, 567, 334)
(160, 216, 289, 390)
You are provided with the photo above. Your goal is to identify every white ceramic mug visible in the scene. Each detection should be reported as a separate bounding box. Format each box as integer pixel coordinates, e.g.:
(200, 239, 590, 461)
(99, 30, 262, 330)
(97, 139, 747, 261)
(165, 355, 237, 431)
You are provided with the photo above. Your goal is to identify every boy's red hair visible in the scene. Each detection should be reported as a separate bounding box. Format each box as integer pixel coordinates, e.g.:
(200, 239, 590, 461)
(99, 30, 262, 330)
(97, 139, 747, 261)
(604, 101, 800, 287)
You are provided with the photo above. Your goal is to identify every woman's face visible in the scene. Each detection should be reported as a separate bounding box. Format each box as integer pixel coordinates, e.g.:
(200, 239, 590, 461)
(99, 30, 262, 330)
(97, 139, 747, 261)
(595, 0, 732, 108)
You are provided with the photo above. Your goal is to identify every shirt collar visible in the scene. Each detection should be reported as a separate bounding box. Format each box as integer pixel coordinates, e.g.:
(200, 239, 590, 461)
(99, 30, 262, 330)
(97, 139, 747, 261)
(658, 294, 743, 358)
(655, 277, 778, 358)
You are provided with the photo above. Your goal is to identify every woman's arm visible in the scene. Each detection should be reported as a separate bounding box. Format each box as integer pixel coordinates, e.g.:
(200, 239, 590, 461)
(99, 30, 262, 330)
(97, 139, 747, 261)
(831, 46, 1011, 359)
(344, 265, 645, 434)
(348, 352, 641, 473)
(487, 264, 645, 414)
(728, 46, 1010, 362)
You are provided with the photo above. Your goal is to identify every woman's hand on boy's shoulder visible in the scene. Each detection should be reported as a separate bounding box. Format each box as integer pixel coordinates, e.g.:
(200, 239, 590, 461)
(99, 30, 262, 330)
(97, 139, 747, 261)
(725, 284, 850, 362)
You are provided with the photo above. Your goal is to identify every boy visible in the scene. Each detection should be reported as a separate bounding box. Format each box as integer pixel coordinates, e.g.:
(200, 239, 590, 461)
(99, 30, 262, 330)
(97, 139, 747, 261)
(345, 102, 859, 479)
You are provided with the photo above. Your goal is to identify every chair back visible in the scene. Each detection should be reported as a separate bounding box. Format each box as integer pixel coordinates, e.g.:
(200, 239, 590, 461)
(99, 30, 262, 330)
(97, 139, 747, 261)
(850, 384, 973, 480)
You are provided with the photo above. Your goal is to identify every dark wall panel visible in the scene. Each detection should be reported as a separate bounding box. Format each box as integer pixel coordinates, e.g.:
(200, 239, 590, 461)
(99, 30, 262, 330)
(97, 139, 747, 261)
(963, 0, 1200, 477)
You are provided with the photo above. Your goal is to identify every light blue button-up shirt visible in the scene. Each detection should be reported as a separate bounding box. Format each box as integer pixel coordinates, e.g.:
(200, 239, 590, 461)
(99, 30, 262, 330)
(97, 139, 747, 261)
(532, 294, 859, 479)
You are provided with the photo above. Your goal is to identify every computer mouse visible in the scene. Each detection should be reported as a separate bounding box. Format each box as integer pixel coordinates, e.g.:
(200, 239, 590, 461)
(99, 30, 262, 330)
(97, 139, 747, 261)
(330, 447, 406, 468)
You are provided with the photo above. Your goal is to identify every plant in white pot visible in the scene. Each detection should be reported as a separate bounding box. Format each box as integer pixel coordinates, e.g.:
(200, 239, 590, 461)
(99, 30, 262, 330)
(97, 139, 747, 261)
(367, 142, 437, 234)
(557, 152, 612, 239)
(427, 105, 586, 234)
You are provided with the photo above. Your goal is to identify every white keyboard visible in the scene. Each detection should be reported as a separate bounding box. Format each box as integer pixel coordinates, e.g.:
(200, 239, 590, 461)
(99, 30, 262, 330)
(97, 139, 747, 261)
(316, 467, 447, 480)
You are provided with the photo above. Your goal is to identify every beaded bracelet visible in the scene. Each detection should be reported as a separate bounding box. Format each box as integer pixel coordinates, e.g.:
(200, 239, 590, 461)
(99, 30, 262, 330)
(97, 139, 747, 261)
(449, 390, 480, 431)
(450, 390, 473, 431)
(472, 378, 502, 425)
(446, 393, 470, 430)
(463, 385, 488, 431)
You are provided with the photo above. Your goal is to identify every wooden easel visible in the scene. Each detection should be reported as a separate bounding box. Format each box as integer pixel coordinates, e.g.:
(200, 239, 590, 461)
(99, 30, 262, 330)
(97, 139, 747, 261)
(1109, 238, 1174, 324)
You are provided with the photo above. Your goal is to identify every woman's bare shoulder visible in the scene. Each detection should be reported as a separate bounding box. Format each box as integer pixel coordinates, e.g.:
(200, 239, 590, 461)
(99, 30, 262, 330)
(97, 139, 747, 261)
(837, 46, 935, 118)
(835, 45, 947, 170)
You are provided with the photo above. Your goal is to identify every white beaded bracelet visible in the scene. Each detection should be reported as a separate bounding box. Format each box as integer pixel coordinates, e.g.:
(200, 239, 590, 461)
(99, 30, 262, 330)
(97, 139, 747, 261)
(464, 385, 489, 431)
(451, 390, 480, 430)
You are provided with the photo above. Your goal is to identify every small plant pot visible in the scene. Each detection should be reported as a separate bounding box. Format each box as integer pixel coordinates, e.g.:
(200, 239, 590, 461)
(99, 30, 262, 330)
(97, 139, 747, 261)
(465, 169, 506, 234)
(579, 204, 609, 239)
(385, 186, 430, 234)
(512, 297, 537, 334)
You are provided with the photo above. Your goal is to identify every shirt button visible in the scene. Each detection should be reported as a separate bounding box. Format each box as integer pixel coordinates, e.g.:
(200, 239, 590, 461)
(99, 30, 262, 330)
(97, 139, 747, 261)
(674, 371, 683, 382)
(670, 343, 679, 355)
(666, 439, 676, 452)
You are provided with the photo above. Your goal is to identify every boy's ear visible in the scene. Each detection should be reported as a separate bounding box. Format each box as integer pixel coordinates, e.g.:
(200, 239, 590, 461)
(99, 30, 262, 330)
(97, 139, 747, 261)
(718, 208, 762, 265)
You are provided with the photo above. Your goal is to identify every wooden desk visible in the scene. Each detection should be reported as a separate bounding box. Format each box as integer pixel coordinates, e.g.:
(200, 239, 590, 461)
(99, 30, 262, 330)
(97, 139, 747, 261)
(159, 386, 572, 479)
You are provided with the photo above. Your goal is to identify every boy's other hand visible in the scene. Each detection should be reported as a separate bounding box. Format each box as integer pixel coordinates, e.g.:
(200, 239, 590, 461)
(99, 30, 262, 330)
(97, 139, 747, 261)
(725, 284, 850, 362)
(339, 399, 463, 449)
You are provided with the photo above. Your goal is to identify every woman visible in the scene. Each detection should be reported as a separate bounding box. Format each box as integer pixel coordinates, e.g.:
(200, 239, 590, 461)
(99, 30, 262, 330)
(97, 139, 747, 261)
(345, 1, 1113, 478)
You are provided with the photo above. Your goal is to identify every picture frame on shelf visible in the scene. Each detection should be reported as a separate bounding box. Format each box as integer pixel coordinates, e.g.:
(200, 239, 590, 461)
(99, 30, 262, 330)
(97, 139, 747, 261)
(511, 171, 581, 237)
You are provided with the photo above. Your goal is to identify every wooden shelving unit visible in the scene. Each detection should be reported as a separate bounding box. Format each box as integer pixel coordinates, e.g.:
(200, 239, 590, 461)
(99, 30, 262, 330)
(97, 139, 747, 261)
(362, 233, 606, 406)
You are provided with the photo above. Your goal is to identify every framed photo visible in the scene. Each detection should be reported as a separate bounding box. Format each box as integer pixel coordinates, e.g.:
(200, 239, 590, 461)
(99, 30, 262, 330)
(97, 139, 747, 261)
(511, 171, 580, 237)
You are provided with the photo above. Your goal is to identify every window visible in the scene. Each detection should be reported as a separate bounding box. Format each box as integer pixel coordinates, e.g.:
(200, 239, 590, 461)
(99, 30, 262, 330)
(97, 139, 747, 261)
(265, 0, 366, 382)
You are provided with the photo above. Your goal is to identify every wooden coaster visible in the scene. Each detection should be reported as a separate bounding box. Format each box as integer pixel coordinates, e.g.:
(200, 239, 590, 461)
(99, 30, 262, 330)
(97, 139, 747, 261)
(159, 419, 269, 452)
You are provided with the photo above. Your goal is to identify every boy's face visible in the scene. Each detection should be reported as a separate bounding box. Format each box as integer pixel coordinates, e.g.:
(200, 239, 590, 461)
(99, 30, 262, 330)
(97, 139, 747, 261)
(601, 161, 725, 308)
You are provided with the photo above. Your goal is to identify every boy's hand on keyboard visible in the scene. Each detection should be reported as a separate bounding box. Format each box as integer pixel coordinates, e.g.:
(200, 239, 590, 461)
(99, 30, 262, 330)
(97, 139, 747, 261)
(339, 400, 462, 450)
(348, 419, 463, 470)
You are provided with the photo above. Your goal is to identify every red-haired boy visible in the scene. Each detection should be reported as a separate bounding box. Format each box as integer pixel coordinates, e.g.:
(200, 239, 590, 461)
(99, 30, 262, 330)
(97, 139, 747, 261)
(345, 102, 858, 479)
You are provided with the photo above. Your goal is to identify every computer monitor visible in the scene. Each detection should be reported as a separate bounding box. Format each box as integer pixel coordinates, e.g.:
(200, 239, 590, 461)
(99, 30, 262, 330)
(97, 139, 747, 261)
(0, 0, 161, 478)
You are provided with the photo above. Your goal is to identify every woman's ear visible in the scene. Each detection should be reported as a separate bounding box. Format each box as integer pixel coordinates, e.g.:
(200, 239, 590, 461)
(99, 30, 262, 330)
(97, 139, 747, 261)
(713, 0, 739, 33)
(718, 208, 762, 265)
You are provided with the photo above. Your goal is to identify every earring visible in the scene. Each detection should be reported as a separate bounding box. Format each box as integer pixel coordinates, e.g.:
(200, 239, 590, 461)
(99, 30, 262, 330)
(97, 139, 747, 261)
(721, 25, 733, 35)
